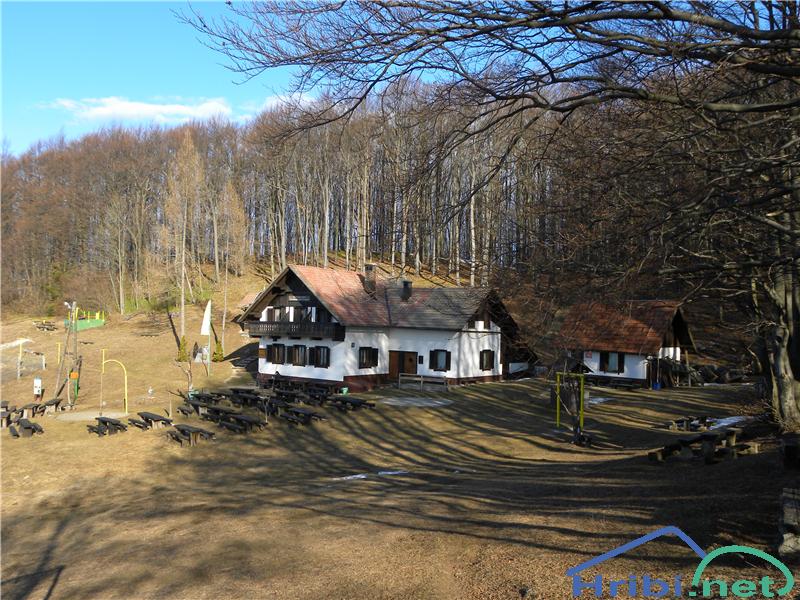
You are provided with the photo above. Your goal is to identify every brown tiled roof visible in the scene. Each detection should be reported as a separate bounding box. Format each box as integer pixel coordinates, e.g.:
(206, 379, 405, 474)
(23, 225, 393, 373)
(557, 300, 682, 355)
(243, 265, 495, 330)
(237, 292, 260, 310)
(386, 286, 489, 329)
(291, 265, 390, 327)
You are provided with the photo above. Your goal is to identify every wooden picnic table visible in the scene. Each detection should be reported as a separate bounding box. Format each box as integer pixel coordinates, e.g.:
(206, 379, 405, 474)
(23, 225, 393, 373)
(138, 412, 173, 429)
(286, 406, 326, 422)
(201, 404, 240, 424)
(229, 413, 268, 432)
(97, 416, 127, 433)
(0, 411, 10, 429)
(329, 395, 376, 410)
(275, 389, 302, 403)
(174, 423, 216, 446)
(43, 398, 62, 414)
(21, 403, 41, 419)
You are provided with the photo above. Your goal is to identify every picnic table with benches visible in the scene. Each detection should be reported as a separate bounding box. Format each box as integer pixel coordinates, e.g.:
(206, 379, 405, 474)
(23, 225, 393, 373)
(274, 388, 302, 403)
(87, 416, 127, 436)
(229, 413, 268, 432)
(328, 395, 376, 411)
(21, 403, 45, 419)
(16, 418, 44, 437)
(286, 406, 326, 424)
(138, 412, 173, 429)
(171, 423, 216, 446)
(43, 398, 62, 414)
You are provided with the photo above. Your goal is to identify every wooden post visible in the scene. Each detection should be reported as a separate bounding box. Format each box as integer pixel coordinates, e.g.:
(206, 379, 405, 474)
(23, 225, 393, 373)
(685, 350, 691, 387)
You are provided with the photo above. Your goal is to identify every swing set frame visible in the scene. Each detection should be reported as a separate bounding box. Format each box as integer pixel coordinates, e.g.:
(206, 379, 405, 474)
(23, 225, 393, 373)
(555, 371, 585, 429)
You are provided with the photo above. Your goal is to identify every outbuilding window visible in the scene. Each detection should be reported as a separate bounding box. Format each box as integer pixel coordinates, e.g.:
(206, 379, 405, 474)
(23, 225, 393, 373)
(479, 349, 494, 371)
(599, 351, 625, 374)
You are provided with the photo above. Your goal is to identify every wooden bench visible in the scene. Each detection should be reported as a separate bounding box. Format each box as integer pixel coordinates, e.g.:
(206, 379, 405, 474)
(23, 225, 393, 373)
(128, 417, 150, 430)
(176, 404, 194, 417)
(218, 420, 247, 434)
(87, 424, 108, 436)
(329, 396, 376, 411)
(398, 374, 449, 392)
(18, 418, 43, 436)
(279, 413, 304, 426)
(167, 429, 190, 446)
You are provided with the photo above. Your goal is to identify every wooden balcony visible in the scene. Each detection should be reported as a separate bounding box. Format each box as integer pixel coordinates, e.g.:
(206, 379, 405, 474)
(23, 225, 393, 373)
(245, 320, 345, 341)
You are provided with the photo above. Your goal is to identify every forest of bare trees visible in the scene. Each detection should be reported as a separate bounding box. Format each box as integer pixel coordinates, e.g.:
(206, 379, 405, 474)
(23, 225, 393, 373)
(2, 2, 798, 426)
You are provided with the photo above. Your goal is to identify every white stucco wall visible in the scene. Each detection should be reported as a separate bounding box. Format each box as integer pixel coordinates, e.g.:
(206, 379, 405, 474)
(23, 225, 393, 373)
(257, 322, 502, 382)
(387, 322, 501, 380)
(582, 350, 648, 380)
(456, 326, 502, 379)
(658, 346, 681, 361)
(258, 328, 388, 382)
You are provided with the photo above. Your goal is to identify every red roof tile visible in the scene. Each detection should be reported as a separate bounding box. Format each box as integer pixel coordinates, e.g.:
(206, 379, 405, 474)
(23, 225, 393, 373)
(291, 265, 390, 327)
(557, 300, 682, 355)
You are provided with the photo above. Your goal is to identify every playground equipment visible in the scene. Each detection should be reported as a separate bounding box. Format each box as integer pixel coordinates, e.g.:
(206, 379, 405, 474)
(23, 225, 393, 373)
(554, 372, 591, 446)
(12, 341, 46, 379)
(53, 301, 82, 407)
(100, 348, 128, 415)
(554, 371, 585, 429)
(64, 309, 106, 331)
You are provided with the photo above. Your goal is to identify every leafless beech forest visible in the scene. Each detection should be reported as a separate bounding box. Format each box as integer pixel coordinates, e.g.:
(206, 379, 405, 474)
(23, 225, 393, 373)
(2, 2, 799, 425)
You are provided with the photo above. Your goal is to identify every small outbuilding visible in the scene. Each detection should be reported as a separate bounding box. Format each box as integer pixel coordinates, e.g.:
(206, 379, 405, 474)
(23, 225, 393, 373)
(556, 300, 695, 388)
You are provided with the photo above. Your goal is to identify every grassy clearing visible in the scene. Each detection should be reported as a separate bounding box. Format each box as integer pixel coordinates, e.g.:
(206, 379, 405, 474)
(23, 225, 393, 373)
(0, 315, 792, 599)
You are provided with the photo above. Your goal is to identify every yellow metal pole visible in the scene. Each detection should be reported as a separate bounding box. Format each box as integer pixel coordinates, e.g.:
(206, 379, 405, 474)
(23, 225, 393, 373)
(57, 342, 62, 365)
(100, 349, 105, 415)
(556, 372, 561, 428)
(102, 358, 128, 414)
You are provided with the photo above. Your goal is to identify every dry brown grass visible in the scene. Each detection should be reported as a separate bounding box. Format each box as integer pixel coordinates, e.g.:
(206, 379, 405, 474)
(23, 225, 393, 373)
(0, 315, 793, 599)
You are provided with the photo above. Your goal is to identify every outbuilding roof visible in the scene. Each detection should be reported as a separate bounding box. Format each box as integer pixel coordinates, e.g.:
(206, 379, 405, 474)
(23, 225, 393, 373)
(557, 300, 686, 355)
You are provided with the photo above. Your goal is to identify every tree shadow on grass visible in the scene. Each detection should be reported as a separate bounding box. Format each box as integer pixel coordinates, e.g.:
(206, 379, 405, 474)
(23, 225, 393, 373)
(0, 381, 787, 598)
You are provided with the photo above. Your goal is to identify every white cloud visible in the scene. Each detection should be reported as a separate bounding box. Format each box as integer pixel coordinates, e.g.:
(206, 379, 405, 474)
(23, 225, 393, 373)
(43, 96, 232, 124)
(236, 92, 317, 123)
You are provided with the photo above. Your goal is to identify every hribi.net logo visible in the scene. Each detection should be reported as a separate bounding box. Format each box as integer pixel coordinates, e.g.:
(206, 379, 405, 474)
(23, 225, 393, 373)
(567, 527, 795, 598)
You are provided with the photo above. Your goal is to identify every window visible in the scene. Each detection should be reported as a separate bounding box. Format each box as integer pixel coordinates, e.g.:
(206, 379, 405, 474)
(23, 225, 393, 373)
(479, 349, 494, 371)
(288, 345, 306, 366)
(429, 349, 451, 372)
(358, 346, 379, 369)
(599, 351, 625, 374)
(308, 346, 330, 368)
(258, 347, 267, 359)
(269, 344, 285, 365)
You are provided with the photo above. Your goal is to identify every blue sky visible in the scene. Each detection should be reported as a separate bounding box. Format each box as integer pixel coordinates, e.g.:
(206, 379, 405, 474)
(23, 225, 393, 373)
(2, 1, 296, 155)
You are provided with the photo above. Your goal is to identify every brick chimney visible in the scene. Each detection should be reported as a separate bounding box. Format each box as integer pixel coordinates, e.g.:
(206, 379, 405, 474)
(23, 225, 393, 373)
(401, 280, 413, 301)
(364, 263, 377, 295)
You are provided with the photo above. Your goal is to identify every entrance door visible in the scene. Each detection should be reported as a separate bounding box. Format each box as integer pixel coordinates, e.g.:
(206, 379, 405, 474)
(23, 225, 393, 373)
(389, 351, 401, 380)
(402, 352, 418, 375)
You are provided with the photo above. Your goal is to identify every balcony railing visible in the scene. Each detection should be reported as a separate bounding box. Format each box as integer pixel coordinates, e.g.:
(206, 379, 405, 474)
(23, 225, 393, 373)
(246, 320, 345, 341)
